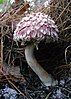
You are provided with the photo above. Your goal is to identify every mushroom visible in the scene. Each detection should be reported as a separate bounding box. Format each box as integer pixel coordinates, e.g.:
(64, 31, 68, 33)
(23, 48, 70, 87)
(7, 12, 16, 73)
(13, 12, 58, 86)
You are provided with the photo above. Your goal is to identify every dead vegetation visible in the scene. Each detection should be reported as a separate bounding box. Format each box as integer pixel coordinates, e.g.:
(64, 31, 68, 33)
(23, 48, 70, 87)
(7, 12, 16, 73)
(0, 0, 71, 98)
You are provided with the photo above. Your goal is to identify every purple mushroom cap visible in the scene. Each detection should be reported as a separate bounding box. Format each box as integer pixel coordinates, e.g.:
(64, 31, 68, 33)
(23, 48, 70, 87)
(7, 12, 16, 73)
(13, 12, 58, 44)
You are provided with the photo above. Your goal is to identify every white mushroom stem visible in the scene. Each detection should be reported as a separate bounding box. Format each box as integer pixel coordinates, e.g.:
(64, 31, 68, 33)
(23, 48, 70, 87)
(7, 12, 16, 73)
(25, 44, 58, 86)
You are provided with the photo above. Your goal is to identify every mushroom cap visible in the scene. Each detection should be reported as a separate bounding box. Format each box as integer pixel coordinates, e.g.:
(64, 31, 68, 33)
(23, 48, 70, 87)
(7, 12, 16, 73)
(13, 12, 58, 44)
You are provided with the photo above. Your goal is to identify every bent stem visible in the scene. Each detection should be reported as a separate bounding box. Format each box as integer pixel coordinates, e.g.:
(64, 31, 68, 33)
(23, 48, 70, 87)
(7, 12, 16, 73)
(25, 44, 58, 86)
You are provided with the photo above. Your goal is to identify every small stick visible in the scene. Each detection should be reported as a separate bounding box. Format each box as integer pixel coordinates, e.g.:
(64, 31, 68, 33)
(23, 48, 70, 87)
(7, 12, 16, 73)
(0, 69, 28, 99)
(1, 26, 3, 70)
(55, 1, 71, 22)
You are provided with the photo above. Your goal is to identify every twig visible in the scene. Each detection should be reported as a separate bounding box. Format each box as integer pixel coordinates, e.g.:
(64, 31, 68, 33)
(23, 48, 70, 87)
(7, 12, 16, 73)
(8, 39, 14, 65)
(0, 26, 3, 70)
(0, 3, 29, 24)
(60, 25, 71, 32)
(0, 69, 28, 99)
(55, 1, 71, 22)
(45, 92, 52, 99)
(65, 45, 71, 64)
